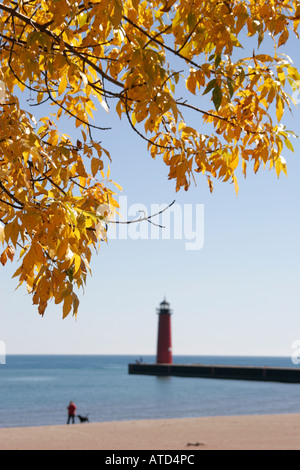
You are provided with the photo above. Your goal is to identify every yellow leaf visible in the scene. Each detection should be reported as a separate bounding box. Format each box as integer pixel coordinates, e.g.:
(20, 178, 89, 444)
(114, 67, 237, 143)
(112, 181, 123, 191)
(160, 0, 177, 12)
(112, 0, 123, 27)
(91, 157, 103, 177)
(58, 74, 68, 95)
(116, 100, 123, 119)
(275, 156, 288, 178)
(63, 294, 73, 319)
(242, 160, 247, 178)
(76, 158, 88, 177)
(277, 67, 285, 85)
(267, 85, 276, 104)
(100, 99, 109, 113)
(254, 159, 260, 174)
(232, 175, 239, 196)
(73, 254, 81, 274)
(0, 223, 5, 244)
(0, 245, 14, 265)
(278, 29, 289, 47)
(186, 73, 196, 95)
(276, 95, 284, 122)
(0, 250, 7, 266)
(38, 301, 48, 316)
(6, 245, 15, 262)
(131, 112, 137, 126)
(281, 160, 288, 177)
(72, 293, 80, 318)
(207, 176, 214, 193)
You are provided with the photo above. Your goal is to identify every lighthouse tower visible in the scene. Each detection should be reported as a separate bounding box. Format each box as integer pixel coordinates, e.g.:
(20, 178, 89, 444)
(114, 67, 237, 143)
(156, 299, 173, 364)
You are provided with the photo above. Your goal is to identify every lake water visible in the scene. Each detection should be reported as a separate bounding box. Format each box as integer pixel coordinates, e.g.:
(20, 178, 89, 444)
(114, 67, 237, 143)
(0, 355, 299, 428)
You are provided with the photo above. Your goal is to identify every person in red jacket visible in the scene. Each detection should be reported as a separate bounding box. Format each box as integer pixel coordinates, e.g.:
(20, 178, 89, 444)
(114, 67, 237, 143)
(67, 401, 77, 424)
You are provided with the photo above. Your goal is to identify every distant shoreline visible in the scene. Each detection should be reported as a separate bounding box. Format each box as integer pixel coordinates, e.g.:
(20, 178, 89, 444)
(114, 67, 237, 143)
(0, 414, 299, 450)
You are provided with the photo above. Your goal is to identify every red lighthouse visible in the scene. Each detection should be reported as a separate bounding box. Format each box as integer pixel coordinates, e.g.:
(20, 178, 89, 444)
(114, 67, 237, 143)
(156, 299, 173, 364)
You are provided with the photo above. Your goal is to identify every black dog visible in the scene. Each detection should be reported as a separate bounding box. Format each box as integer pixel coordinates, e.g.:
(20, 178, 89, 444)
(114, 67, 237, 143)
(77, 414, 89, 423)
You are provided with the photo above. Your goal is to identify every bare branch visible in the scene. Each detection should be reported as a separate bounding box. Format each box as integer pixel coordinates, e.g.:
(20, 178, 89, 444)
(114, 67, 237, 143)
(109, 200, 176, 227)
(176, 99, 238, 126)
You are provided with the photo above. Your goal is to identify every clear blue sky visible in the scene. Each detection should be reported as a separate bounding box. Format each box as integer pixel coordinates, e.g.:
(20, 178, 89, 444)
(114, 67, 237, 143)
(1, 30, 299, 357)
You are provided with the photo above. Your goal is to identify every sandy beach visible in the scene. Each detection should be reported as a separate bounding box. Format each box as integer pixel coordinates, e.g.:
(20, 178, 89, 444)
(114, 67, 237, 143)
(0, 413, 299, 450)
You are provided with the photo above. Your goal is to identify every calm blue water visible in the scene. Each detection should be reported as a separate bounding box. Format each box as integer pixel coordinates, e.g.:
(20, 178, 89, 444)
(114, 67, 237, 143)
(0, 355, 300, 428)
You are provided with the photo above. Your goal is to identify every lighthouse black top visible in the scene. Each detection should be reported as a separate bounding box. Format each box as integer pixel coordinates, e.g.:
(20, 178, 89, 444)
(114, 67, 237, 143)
(157, 299, 172, 315)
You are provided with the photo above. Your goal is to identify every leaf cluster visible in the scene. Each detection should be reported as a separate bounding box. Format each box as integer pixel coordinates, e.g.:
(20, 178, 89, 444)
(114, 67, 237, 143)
(0, 0, 299, 317)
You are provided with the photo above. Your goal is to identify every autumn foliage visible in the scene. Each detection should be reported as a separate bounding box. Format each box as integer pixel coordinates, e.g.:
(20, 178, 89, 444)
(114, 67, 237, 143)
(0, 0, 299, 317)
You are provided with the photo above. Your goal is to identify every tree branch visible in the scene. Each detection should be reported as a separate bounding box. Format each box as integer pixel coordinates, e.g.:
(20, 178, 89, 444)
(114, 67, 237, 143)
(109, 200, 176, 227)
(177, 19, 202, 53)
(0, 180, 24, 208)
(0, 3, 125, 89)
(123, 15, 201, 69)
(43, 71, 111, 132)
(176, 99, 238, 126)
(124, 100, 172, 150)
(0, 197, 21, 210)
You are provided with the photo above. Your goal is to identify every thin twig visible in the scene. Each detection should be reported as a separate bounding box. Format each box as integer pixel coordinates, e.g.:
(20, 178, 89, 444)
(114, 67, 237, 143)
(109, 200, 175, 226)
(123, 95, 172, 150)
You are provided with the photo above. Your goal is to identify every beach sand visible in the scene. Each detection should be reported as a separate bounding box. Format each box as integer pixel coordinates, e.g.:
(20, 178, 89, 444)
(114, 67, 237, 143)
(0, 413, 299, 450)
